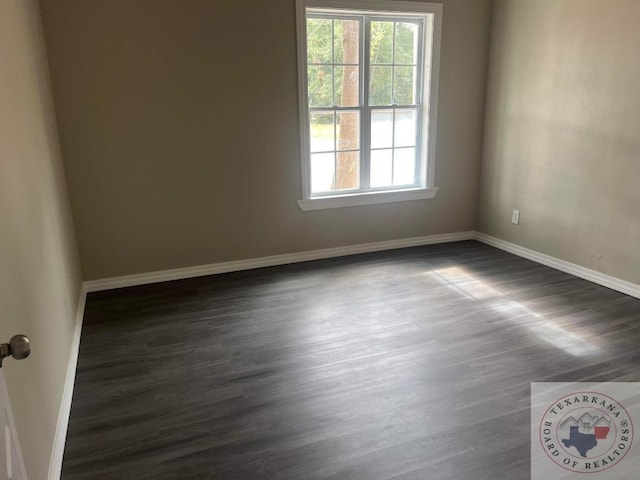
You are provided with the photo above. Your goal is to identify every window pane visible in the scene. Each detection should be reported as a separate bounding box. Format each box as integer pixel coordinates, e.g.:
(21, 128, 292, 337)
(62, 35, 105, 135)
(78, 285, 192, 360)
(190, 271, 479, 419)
(393, 66, 416, 105)
(370, 21, 393, 64)
(370, 66, 392, 106)
(394, 22, 419, 65)
(394, 109, 417, 147)
(310, 112, 335, 153)
(334, 66, 359, 107)
(311, 153, 335, 193)
(370, 149, 393, 187)
(336, 151, 359, 190)
(393, 148, 416, 185)
(337, 111, 359, 151)
(307, 18, 332, 64)
(334, 20, 359, 65)
(371, 110, 393, 149)
(308, 65, 333, 107)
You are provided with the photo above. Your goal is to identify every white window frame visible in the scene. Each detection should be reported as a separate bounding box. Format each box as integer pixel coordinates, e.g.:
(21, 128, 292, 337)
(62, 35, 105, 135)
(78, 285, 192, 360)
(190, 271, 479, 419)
(296, 0, 442, 211)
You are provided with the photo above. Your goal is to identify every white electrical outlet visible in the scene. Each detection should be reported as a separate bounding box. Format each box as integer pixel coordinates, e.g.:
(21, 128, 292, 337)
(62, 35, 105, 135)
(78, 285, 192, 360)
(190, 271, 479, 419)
(512, 209, 520, 225)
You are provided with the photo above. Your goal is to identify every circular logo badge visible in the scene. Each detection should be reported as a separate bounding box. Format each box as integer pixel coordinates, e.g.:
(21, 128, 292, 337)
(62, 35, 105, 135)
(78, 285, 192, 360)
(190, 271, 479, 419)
(539, 391, 634, 473)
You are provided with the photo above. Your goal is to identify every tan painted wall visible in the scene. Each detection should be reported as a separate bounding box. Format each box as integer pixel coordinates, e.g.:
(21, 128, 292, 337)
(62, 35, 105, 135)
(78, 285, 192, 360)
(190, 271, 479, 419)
(39, 0, 493, 280)
(478, 0, 640, 284)
(0, 0, 83, 478)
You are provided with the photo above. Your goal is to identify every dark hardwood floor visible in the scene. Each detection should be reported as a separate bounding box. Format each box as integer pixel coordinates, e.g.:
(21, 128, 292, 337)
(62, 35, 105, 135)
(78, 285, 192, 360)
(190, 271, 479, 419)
(61, 241, 640, 479)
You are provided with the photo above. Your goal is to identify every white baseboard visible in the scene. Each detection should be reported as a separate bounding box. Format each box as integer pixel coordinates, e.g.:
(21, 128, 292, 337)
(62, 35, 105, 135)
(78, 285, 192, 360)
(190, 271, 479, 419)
(47, 285, 87, 480)
(475, 232, 640, 300)
(84, 231, 476, 292)
(83, 231, 640, 298)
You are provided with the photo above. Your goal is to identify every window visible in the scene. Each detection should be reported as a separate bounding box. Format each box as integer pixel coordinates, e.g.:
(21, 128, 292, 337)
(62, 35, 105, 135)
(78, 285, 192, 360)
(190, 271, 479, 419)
(296, 0, 442, 210)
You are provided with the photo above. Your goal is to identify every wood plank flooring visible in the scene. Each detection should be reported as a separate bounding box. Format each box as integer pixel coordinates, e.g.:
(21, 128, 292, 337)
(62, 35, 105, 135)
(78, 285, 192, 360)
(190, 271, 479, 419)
(61, 241, 640, 479)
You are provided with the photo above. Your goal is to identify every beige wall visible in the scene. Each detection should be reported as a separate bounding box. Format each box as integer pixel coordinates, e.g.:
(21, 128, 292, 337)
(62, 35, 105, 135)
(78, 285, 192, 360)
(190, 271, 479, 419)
(39, 0, 493, 280)
(0, 0, 83, 478)
(478, 0, 640, 284)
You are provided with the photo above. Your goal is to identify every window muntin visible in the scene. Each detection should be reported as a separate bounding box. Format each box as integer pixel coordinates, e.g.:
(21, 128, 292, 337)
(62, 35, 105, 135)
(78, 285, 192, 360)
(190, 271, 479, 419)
(298, 1, 441, 205)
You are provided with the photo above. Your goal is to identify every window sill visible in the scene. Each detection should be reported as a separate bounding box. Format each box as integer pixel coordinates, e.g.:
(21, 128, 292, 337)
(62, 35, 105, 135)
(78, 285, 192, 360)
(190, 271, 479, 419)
(297, 187, 439, 211)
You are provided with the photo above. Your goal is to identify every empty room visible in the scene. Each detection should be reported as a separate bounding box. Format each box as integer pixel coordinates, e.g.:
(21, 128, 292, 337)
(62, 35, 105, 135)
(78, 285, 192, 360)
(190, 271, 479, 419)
(1, 0, 639, 478)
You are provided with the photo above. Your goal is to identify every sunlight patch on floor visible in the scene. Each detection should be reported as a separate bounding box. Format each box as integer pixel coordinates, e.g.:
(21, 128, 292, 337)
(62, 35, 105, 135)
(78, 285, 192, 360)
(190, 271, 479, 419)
(429, 266, 602, 357)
